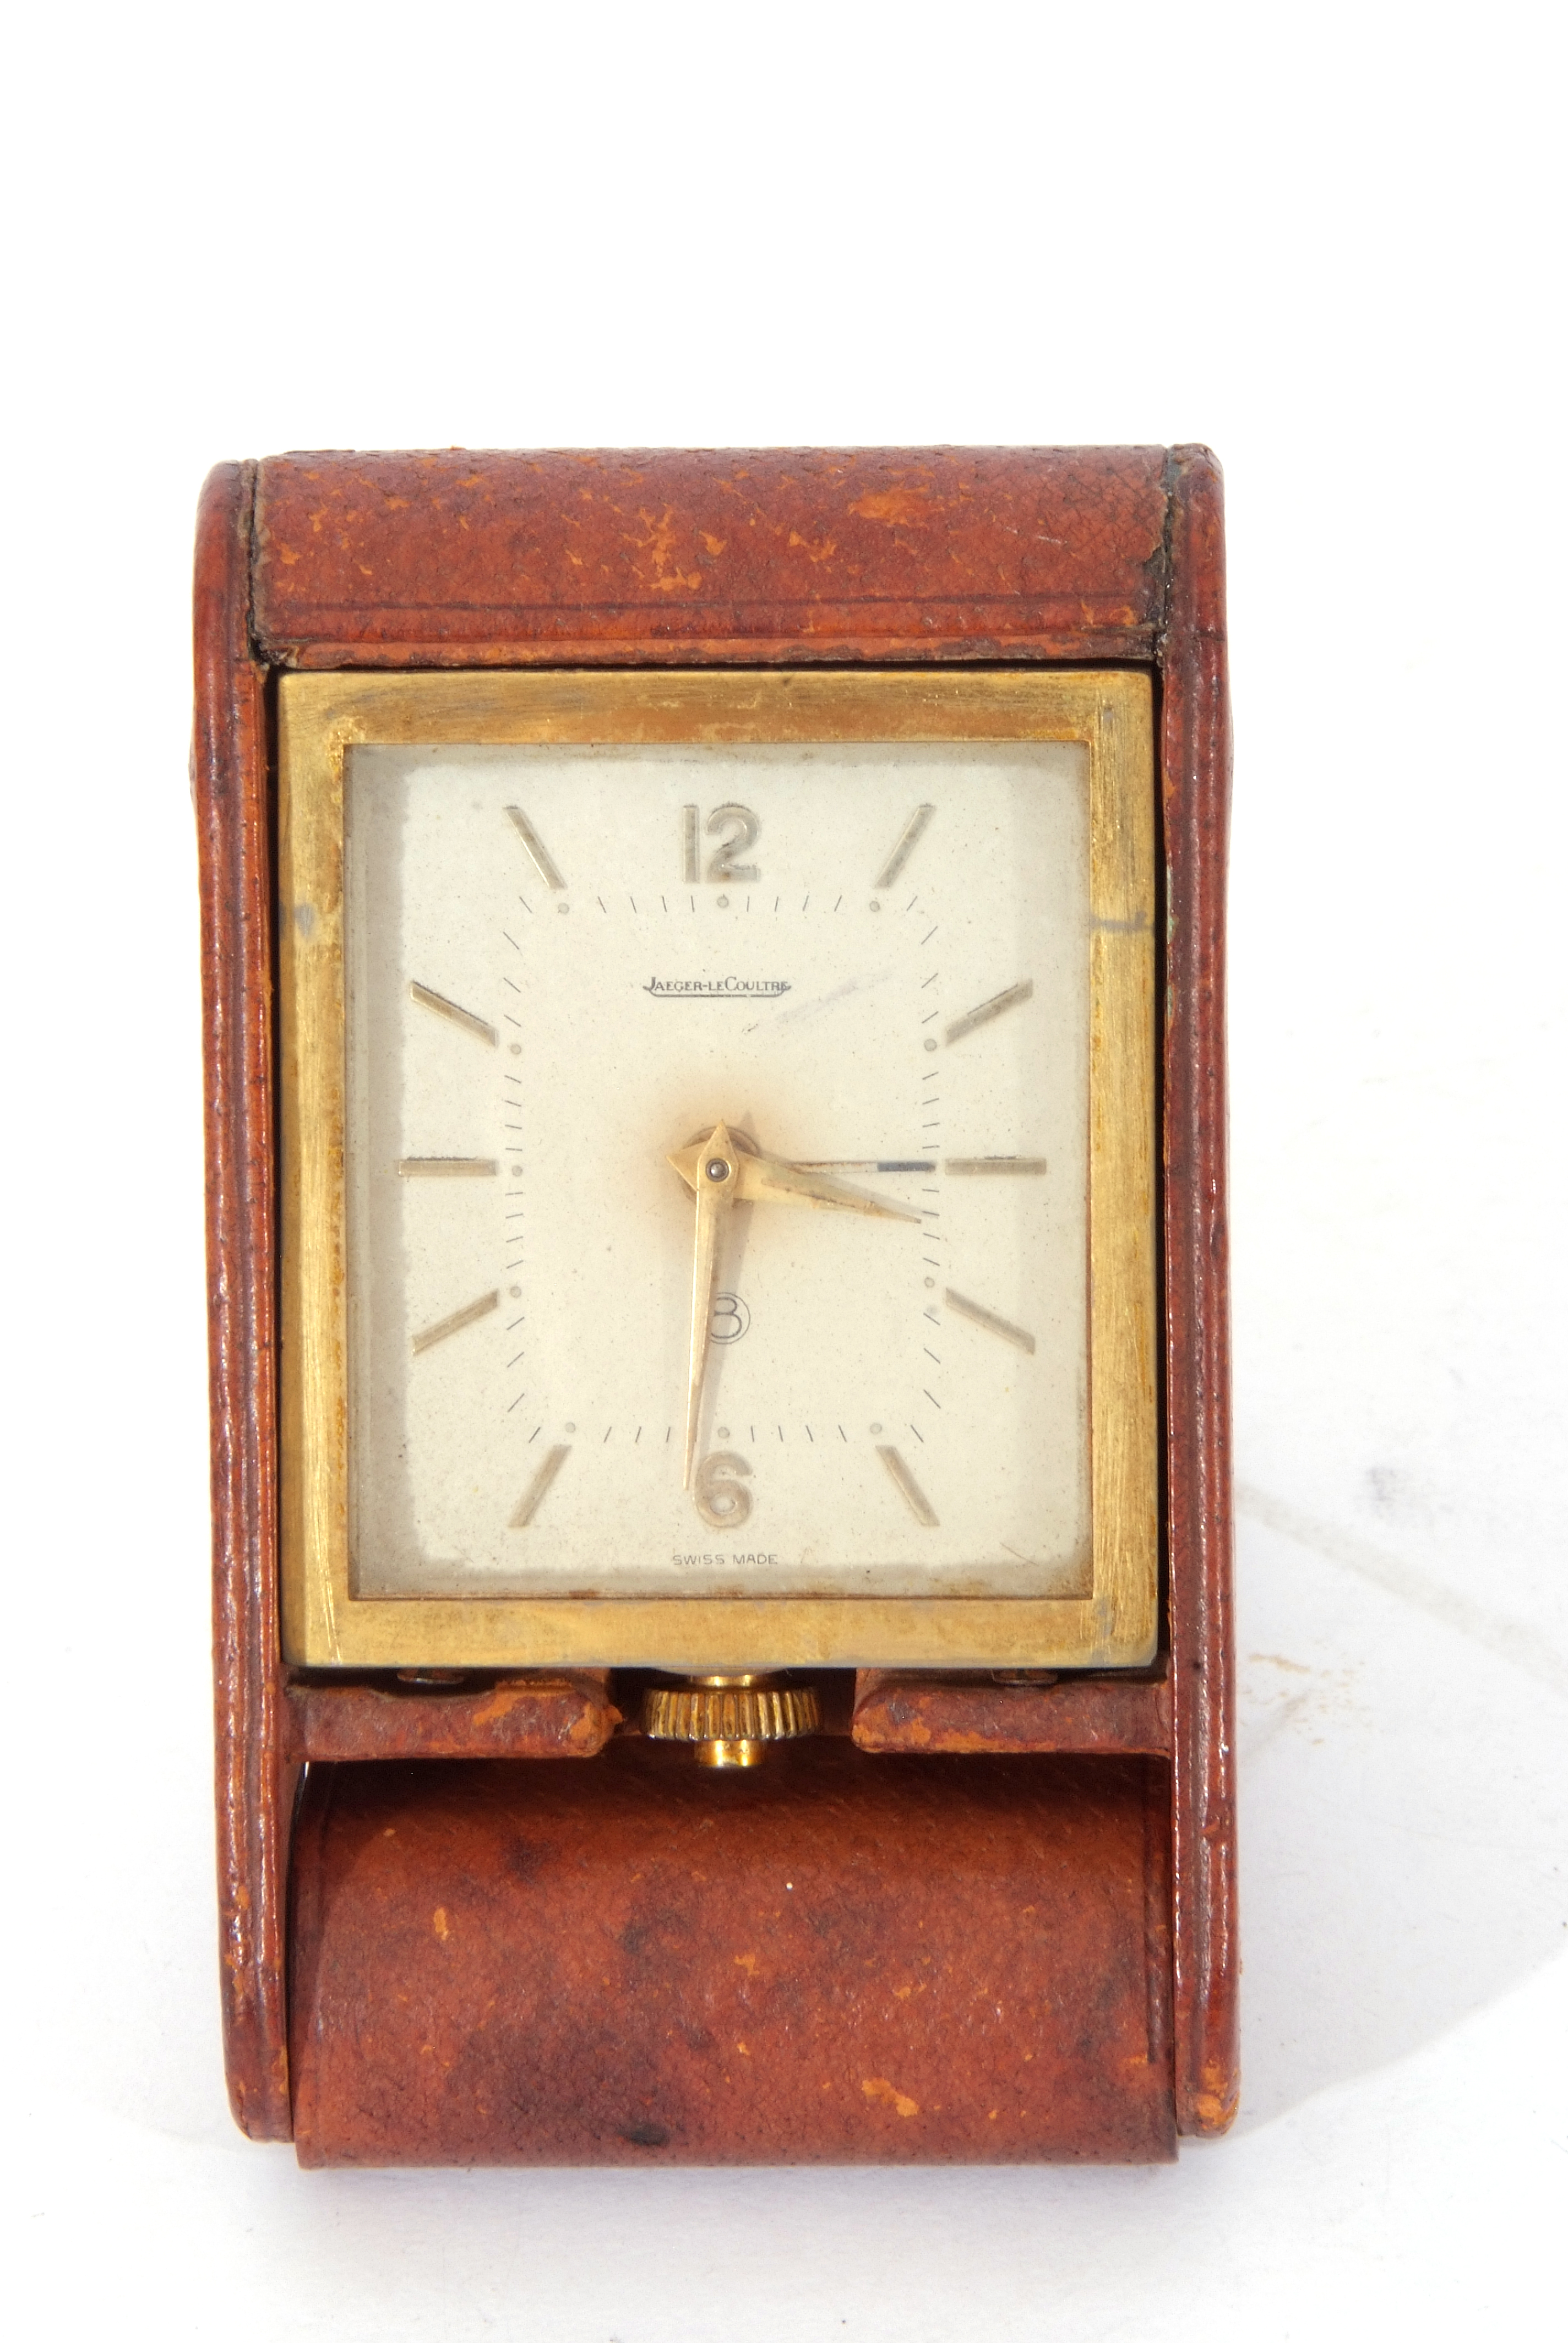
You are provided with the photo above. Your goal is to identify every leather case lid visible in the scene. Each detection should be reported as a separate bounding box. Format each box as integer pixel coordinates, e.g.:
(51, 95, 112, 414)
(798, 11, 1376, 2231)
(252, 446, 1170, 668)
(290, 1743, 1175, 2166)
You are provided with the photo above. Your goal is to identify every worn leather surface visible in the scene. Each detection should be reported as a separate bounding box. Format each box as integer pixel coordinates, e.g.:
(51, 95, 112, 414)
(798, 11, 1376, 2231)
(195, 461, 291, 2140)
(290, 1743, 1175, 2166)
(285, 1672, 618, 1763)
(1159, 448, 1237, 2133)
(853, 1669, 1172, 1756)
(251, 445, 1169, 668)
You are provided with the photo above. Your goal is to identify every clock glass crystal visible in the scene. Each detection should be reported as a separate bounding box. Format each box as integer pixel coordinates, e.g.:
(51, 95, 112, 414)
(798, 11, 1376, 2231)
(278, 671, 1156, 1670)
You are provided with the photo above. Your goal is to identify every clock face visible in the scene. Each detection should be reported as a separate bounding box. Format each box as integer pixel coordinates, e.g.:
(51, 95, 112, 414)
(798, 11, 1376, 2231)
(342, 741, 1092, 1602)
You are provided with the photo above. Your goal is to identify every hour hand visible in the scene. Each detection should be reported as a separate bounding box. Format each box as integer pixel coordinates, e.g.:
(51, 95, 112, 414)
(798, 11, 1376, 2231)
(733, 1151, 921, 1222)
(669, 1126, 921, 1222)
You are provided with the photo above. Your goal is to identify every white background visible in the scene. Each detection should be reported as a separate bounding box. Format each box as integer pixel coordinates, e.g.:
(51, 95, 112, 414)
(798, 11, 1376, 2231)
(4, 3, 1564, 2335)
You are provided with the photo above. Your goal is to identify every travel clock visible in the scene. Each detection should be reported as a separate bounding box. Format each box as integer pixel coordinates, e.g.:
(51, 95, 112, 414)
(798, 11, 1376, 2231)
(196, 446, 1234, 2164)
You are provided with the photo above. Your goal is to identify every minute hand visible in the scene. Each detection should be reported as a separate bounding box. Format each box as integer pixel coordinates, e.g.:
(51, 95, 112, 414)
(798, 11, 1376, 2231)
(667, 1121, 742, 1487)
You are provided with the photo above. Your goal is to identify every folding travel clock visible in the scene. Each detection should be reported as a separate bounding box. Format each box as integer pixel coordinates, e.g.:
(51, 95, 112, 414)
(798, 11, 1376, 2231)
(194, 446, 1234, 2164)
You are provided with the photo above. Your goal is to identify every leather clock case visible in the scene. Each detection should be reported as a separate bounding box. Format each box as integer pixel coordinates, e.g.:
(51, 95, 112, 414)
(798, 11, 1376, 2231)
(194, 445, 1234, 2162)
(290, 1746, 1175, 2167)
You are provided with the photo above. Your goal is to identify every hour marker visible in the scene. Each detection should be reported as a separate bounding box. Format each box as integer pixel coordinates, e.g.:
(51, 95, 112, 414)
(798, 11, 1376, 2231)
(945, 980, 1033, 1047)
(682, 804, 700, 885)
(410, 1290, 499, 1355)
(878, 1445, 939, 1527)
(944, 1156, 1049, 1176)
(410, 982, 497, 1045)
(504, 804, 567, 890)
(397, 1158, 499, 1178)
(509, 1443, 570, 1527)
(945, 1288, 1036, 1354)
(875, 803, 935, 890)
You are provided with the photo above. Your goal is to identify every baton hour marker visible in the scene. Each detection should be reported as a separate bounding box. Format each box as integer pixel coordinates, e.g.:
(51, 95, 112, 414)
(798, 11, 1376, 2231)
(410, 982, 497, 1045)
(509, 1443, 571, 1527)
(398, 1158, 499, 1178)
(944, 1288, 1036, 1355)
(945, 979, 1033, 1047)
(944, 1156, 1049, 1177)
(878, 1445, 939, 1527)
(874, 802, 935, 890)
(505, 804, 567, 890)
(411, 1290, 499, 1355)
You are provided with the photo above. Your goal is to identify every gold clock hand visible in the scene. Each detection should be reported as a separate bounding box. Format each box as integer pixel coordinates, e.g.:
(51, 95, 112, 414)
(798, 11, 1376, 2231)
(666, 1121, 741, 1489)
(668, 1125, 921, 1222)
(734, 1148, 921, 1222)
(667, 1121, 919, 1488)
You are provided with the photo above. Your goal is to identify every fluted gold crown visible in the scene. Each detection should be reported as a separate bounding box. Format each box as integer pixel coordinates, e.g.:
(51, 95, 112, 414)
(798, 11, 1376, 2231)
(643, 1680, 821, 1745)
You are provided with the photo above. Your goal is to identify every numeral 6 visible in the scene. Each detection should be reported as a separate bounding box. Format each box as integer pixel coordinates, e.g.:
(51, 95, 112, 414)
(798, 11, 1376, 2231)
(693, 1450, 753, 1528)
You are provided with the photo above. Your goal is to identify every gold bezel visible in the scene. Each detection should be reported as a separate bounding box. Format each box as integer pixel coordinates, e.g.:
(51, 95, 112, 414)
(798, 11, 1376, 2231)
(278, 669, 1158, 1670)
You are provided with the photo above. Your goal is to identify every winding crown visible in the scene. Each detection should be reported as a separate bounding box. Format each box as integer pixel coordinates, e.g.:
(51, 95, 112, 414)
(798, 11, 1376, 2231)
(643, 1675, 821, 1750)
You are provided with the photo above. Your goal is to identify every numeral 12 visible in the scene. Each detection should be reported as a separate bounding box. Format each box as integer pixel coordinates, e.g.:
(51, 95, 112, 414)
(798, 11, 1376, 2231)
(683, 803, 761, 884)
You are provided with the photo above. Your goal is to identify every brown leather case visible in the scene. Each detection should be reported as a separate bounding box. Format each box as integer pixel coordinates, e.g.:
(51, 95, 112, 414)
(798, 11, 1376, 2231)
(291, 1746, 1175, 2166)
(194, 446, 1235, 2161)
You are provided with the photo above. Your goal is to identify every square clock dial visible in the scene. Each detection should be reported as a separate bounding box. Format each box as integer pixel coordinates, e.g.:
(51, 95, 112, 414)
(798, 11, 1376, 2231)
(279, 672, 1157, 1672)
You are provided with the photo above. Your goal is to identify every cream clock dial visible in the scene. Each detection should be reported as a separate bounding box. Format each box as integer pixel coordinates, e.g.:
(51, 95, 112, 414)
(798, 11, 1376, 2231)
(344, 742, 1090, 1601)
(277, 671, 1157, 1671)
